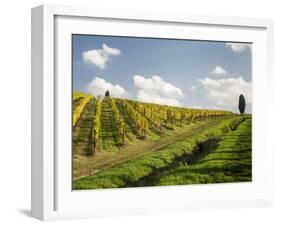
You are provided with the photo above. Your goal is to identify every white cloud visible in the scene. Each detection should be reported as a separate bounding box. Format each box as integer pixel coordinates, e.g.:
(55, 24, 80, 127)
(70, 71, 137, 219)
(208, 106, 219, 110)
(192, 105, 218, 110)
(189, 86, 197, 92)
(136, 90, 183, 106)
(102, 44, 121, 55)
(212, 66, 227, 76)
(225, 43, 251, 53)
(192, 105, 202, 109)
(133, 75, 184, 106)
(87, 77, 129, 98)
(134, 75, 183, 98)
(82, 44, 121, 69)
(199, 77, 252, 106)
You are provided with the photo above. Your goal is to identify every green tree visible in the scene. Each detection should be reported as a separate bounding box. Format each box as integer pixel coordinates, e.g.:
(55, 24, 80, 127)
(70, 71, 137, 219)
(238, 94, 246, 118)
(105, 90, 110, 97)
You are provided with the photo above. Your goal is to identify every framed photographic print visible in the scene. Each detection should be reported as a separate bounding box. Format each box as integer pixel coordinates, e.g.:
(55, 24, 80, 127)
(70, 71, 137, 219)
(31, 4, 274, 221)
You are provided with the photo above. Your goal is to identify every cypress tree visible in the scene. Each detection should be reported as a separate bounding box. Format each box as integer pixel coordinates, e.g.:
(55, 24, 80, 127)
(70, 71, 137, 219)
(105, 90, 110, 97)
(238, 94, 246, 118)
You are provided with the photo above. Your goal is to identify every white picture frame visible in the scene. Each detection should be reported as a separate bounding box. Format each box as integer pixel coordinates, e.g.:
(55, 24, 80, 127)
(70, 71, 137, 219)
(31, 4, 274, 221)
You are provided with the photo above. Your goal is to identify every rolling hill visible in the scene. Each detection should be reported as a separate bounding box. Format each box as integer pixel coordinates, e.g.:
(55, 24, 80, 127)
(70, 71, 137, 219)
(72, 92, 251, 189)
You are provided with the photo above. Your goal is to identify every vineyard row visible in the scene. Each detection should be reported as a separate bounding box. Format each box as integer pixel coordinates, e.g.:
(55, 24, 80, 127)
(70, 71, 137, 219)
(73, 93, 233, 152)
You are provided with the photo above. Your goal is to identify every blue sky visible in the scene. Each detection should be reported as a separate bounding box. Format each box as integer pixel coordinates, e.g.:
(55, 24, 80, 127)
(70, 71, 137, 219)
(72, 34, 252, 113)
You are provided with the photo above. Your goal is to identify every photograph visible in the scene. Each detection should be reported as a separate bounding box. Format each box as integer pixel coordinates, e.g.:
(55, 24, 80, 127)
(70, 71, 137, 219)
(71, 34, 252, 190)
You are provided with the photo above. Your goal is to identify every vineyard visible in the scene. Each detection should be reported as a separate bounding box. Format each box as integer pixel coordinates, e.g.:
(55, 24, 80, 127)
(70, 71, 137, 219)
(72, 92, 252, 189)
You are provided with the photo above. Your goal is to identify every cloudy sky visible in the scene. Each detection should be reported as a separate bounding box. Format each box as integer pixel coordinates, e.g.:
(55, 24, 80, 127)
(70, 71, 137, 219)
(72, 35, 252, 113)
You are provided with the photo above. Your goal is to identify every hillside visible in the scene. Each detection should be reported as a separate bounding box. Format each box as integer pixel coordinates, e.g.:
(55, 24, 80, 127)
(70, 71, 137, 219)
(73, 92, 233, 154)
(72, 92, 251, 189)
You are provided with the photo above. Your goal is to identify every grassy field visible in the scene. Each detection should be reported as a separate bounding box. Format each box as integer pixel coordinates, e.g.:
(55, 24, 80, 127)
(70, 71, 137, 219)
(73, 116, 248, 189)
(153, 117, 252, 186)
(73, 116, 236, 179)
(72, 93, 252, 190)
